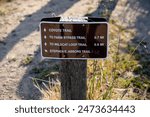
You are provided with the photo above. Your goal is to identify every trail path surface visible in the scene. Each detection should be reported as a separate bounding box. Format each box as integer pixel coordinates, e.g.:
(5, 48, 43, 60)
(0, 0, 100, 99)
(0, 0, 149, 99)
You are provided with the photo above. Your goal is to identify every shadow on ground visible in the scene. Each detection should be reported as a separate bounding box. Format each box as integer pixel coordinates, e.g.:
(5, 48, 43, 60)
(0, 0, 78, 61)
(125, 0, 150, 78)
(88, 0, 150, 79)
(4, 0, 149, 99)
(4, 0, 78, 99)
(86, 0, 150, 99)
(16, 0, 120, 100)
(85, 0, 118, 20)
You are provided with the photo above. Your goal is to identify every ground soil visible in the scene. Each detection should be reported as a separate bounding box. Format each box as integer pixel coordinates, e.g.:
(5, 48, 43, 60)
(0, 0, 150, 99)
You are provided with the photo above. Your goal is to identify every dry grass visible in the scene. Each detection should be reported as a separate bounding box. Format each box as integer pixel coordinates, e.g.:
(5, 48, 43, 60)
(28, 2, 150, 100)
(31, 18, 150, 100)
(85, 17, 150, 100)
(33, 78, 61, 100)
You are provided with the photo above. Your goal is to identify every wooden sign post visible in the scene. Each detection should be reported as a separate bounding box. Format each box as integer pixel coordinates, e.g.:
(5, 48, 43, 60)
(40, 17, 108, 100)
(61, 60, 87, 100)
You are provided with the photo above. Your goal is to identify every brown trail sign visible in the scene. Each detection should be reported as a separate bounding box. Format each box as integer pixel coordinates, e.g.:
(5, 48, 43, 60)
(40, 17, 108, 99)
(40, 17, 108, 59)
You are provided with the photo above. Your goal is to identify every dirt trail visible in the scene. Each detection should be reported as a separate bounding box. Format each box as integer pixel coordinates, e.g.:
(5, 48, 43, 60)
(0, 0, 150, 99)
(0, 0, 100, 99)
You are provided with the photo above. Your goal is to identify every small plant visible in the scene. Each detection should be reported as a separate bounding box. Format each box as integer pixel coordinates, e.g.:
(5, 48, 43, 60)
(86, 16, 150, 100)
(21, 56, 33, 66)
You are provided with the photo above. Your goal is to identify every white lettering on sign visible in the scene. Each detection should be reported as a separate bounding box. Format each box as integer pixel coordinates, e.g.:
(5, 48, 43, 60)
(49, 35, 86, 40)
(48, 28, 72, 33)
(49, 50, 92, 54)
(82, 50, 91, 53)
(49, 43, 87, 47)
(49, 29, 61, 32)
(68, 50, 81, 53)
(50, 50, 67, 53)
(94, 36, 105, 39)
